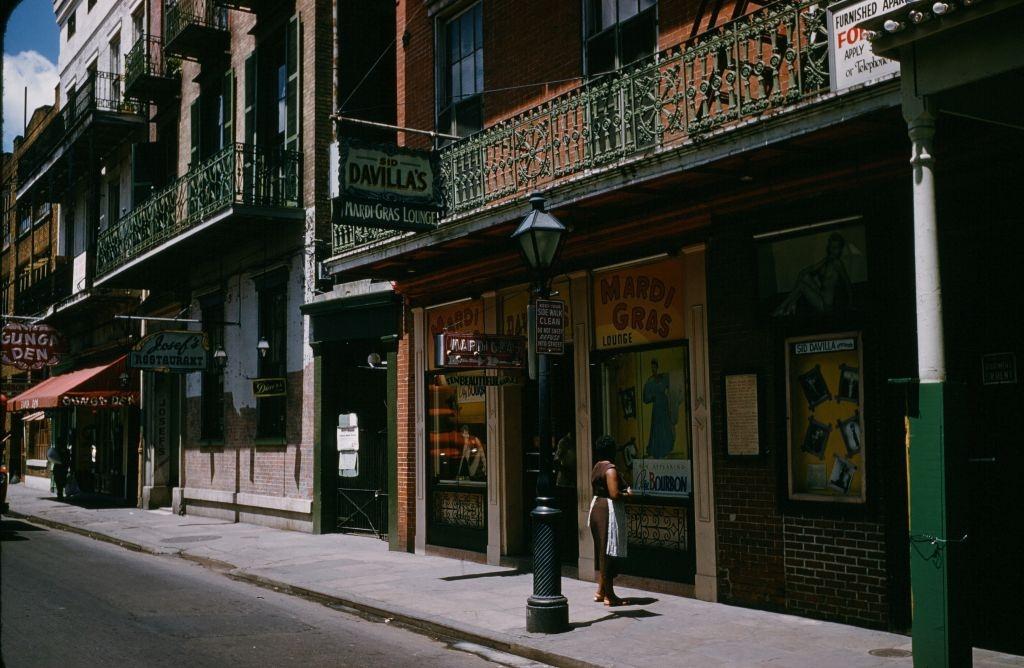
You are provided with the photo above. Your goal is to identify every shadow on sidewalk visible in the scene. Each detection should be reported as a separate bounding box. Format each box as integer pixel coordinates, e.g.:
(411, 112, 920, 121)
(569, 608, 661, 629)
(41, 493, 133, 510)
(440, 568, 530, 581)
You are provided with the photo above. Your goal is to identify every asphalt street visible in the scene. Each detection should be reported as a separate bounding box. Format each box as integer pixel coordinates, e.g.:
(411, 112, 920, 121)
(0, 518, 521, 668)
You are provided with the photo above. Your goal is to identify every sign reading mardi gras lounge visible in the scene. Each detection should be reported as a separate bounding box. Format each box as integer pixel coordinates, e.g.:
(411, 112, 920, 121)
(593, 258, 686, 350)
(1, 323, 64, 371)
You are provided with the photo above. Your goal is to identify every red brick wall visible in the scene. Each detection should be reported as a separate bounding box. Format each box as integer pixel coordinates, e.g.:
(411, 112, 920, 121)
(394, 310, 416, 550)
(184, 370, 309, 499)
(396, 0, 433, 150)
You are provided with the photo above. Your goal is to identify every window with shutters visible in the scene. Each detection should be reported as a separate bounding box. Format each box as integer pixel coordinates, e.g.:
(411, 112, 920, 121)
(243, 15, 298, 151)
(201, 296, 225, 441)
(438, 3, 483, 139)
(190, 70, 234, 164)
(256, 275, 288, 440)
(585, 0, 657, 76)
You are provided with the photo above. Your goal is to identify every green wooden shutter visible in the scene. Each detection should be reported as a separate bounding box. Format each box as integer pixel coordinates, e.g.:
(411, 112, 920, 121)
(222, 69, 235, 149)
(190, 98, 200, 167)
(244, 51, 257, 147)
(284, 15, 300, 153)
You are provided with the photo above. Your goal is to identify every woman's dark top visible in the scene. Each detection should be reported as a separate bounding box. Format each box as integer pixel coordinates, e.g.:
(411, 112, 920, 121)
(592, 461, 624, 498)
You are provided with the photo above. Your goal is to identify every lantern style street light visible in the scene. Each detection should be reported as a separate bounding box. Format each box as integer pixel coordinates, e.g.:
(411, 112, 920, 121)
(512, 193, 569, 634)
(213, 345, 228, 369)
(257, 337, 270, 359)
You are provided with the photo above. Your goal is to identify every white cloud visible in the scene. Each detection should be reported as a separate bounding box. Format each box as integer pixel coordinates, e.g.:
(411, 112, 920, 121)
(3, 50, 59, 152)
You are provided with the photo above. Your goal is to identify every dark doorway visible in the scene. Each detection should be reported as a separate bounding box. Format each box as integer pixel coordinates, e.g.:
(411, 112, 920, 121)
(328, 341, 390, 539)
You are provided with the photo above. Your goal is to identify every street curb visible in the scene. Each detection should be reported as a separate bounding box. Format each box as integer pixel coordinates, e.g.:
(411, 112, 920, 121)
(6, 509, 599, 668)
(230, 571, 598, 668)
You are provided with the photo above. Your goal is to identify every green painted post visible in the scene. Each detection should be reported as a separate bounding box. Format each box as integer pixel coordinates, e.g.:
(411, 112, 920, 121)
(908, 382, 968, 667)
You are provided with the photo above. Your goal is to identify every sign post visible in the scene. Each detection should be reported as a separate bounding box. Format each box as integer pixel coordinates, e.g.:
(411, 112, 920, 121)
(534, 299, 565, 355)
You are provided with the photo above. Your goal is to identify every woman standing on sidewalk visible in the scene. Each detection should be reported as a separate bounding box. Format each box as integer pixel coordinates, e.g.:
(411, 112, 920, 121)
(588, 435, 632, 606)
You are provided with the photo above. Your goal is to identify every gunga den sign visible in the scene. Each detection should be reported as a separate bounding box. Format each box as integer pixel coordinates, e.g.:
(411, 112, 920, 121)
(1, 323, 64, 371)
(129, 331, 210, 373)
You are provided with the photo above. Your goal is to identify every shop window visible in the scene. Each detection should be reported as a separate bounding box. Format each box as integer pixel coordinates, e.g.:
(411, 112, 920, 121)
(438, 2, 483, 139)
(256, 278, 287, 440)
(427, 371, 488, 485)
(585, 0, 657, 76)
(201, 297, 225, 441)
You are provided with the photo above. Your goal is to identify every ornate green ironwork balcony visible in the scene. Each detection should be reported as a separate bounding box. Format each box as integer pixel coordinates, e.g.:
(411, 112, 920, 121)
(165, 0, 229, 60)
(96, 143, 302, 278)
(332, 0, 835, 255)
(125, 34, 181, 101)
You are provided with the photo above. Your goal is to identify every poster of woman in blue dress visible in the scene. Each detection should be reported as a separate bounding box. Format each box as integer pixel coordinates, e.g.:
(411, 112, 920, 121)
(643, 359, 676, 458)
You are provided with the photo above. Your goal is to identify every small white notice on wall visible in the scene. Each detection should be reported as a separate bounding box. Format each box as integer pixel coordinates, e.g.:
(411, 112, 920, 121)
(337, 413, 360, 477)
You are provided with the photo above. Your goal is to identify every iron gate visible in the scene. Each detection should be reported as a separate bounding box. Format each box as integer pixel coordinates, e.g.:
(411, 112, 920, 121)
(337, 428, 388, 539)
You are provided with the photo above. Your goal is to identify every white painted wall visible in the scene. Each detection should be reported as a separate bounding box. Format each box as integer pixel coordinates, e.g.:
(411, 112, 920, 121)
(185, 253, 307, 406)
(55, 0, 145, 92)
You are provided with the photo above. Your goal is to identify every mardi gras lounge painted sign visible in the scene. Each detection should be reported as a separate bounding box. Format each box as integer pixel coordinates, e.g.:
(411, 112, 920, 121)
(593, 258, 686, 350)
(1, 323, 64, 371)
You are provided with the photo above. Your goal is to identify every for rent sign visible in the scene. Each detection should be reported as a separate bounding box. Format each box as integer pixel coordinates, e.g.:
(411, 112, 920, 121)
(1, 323, 64, 371)
(827, 0, 907, 93)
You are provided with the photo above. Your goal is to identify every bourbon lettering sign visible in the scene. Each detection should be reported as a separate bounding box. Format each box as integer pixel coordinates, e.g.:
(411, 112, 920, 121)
(441, 333, 527, 369)
(253, 377, 287, 398)
(129, 330, 209, 373)
(1, 323, 64, 371)
(333, 140, 441, 233)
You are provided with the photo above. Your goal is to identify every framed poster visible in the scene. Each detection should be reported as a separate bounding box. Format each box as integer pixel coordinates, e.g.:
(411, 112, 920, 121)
(785, 332, 866, 503)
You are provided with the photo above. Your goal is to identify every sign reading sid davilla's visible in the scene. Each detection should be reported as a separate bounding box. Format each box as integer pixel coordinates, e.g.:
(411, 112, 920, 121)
(335, 140, 442, 232)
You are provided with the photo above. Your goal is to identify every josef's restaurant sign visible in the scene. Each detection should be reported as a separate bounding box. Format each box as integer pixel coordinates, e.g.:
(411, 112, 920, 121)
(593, 258, 685, 350)
(129, 330, 209, 373)
(1, 323, 64, 371)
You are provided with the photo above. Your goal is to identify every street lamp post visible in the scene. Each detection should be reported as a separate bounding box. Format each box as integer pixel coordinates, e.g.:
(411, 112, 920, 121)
(512, 193, 569, 634)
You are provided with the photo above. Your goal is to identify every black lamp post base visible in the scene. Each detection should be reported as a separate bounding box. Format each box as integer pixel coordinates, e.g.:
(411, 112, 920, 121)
(526, 594, 569, 633)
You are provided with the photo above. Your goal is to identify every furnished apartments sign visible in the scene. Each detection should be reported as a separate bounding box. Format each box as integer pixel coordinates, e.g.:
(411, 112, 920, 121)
(1, 323, 64, 371)
(335, 140, 441, 232)
(128, 331, 209, 373)
(827, 0, 907, 93)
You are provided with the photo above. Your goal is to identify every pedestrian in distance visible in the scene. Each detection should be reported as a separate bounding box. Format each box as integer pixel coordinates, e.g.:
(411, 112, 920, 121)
(587, 434, 632, 607)
(48, 443, 70, 500)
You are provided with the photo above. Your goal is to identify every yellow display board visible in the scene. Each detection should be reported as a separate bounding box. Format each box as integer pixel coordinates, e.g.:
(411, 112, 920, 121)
(785, 332, 866, 503)
(593, 258, 686, 350)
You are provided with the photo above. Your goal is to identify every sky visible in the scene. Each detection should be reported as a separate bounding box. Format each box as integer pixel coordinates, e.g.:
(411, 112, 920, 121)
(3, 0, 60, 152)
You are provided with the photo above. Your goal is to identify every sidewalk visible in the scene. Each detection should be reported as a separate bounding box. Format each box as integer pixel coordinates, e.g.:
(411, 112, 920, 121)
(5, 484, 1021, 668)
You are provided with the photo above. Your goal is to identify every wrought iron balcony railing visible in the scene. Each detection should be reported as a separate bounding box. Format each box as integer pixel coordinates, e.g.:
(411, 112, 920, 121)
(165, 0, 229, 53)
(96, 143, 302, 277)
(16, 70, 143, 184)
(333, 0, 835, 254)
(13, 261, 72, 316)
(125, 34, 181, 96)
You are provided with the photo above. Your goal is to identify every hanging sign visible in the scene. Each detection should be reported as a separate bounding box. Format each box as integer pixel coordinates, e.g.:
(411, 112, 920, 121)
(333, 140, 441, 233)
(982, 352, 1017, 385)
(1, 323, 64, 371)
(253, 377, 287, 398)
(535, 299, 565, 355)
(593, 258, 685, 350)
(128, 330, 209, 373)
(827, 0, 906, 93)
(440, 333, 527, 369)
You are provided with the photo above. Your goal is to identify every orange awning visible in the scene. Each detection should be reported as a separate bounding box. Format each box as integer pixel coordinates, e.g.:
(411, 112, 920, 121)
(7, 355, 138, 411)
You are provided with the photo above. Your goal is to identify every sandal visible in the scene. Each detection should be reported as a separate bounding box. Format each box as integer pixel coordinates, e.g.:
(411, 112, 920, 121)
(593, 594, 605, 602)
(604, 596, 627, 607)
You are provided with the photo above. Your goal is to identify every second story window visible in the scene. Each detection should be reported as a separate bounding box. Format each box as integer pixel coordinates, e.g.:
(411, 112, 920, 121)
(439, 2, 483, 139)
(256, 274, 288, 441)
(586, 0, 657, 76)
